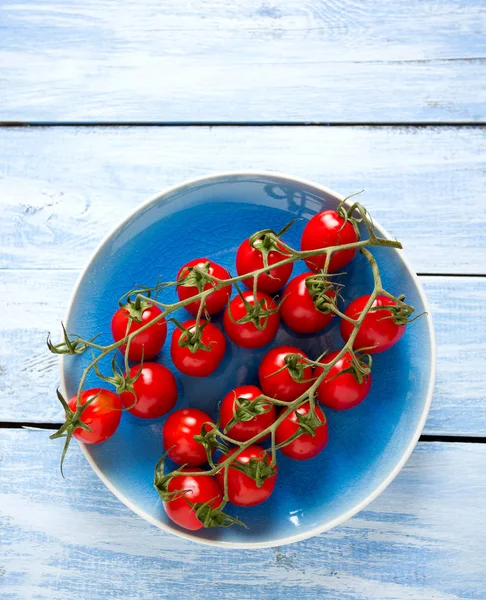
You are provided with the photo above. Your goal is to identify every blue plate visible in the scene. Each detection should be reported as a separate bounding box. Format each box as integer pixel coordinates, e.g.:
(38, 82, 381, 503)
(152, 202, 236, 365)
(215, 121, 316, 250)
(61, 172, 435, 548)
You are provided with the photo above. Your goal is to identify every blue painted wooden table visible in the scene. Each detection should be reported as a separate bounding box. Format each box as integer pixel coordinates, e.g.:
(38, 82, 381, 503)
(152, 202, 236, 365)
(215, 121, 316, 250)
(1, 2, 485, 598)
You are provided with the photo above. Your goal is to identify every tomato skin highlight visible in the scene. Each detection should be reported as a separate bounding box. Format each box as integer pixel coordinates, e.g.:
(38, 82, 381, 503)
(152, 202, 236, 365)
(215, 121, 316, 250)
(219, 385, 276, 442)
(301, 210, 358, 273)
(177, 258, 232, 316)
(258, 345, 313, 402)
(111, 305, 167, 361)
(164, 468, 223, 531)
(236, 238, 293, 293)
(120, 362, 177, 419)
(170, 319, 226, 377)
(216, 445, 277, 507)
(281, 272, 335, 334)
(275, 403, 328, 460)
(223, 290, 280, 349)
(315, 350, 372, 410)
(163, 408, 214, 466)
(340, 295, 406, 354)
(67, 388, 122, 444)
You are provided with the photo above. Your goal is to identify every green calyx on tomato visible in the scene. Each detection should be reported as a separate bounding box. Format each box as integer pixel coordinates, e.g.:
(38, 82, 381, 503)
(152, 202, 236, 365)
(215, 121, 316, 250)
(326, 351, 372, 385)
(171, 318, 213, 353)
(154, 465, 190, 503)
(230, 452, 277, 488)
(47, 322, 98, 356)
(49, 388, 100, 476)
(275, 404, 326, 449)
(295, 404, 326, 436)
(92, 353, 143, 399)
(304, 273, 338, 314)
(193, 422, 229, 463)
(248, 220, 297, 268)
(370, 294, 418, 326)
(188, 497, 247, 529)
(226, 286, 280, 331)
(223, 394, 273, 433)
(335, 191, 368, 238)
(177, 260, 215, 293)
(154, 457, 246, 529)
(118, 287, 157, 323)
(280, 352, 312, 383)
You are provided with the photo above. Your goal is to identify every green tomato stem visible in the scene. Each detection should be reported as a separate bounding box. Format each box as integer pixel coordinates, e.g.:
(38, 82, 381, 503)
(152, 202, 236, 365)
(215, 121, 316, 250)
(51, 215, 411, 520)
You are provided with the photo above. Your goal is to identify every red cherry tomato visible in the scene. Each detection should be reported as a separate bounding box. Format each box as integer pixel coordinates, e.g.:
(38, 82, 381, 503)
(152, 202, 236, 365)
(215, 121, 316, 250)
(236, 238, 293, 293)
(258, 346, 313, 402)
(67, 388, 122, 444)
(163, 408, 215, 466)
(170, 319, 226, 377)
(219, 385, 276, 442)
(315, 350, 372, 410)
(164, 468, 223, 531)
(223, 290, 280, 349)
(216, 445, 277, 507)
(301, 210, 358, 273)
(111, 305, 167, 361)
(120, 362, 177, 419)
(275, 403, 328, 460)
(177, 258, 232, 316)
(281, 272, 335, 334)
(340, 295, 406, 354)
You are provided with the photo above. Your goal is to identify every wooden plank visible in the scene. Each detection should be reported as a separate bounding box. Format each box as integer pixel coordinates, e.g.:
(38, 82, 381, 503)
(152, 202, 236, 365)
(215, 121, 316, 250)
(1, 430, 484, 599)
(1, 126, 485, 273)
(0, 270, 483, 436)
(1, 0, 485, 123)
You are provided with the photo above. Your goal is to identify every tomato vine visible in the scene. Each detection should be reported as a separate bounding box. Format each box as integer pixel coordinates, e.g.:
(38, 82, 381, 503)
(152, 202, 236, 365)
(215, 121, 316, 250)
(48, 198, 419, 527)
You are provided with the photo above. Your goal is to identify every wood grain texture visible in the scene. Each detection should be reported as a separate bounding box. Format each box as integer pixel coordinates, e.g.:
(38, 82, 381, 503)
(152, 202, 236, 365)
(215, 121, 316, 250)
(1, 125, 485, 273)
(1, 430, 485, 599)
(1, 0, 486, 123)
(0, 271, 483, 436)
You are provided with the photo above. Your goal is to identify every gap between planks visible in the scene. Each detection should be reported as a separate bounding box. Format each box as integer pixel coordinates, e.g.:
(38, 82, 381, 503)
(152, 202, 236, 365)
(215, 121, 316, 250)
(0, 122, 486, 128)
(1, 421, 485, 444)
(1, 268, 485, 278)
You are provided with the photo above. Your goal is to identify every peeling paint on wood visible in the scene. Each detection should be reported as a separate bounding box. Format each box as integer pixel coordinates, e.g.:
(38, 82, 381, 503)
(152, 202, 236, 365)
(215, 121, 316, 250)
(1, 0, 486, 122)
(1, 126, 485, 273)
(1, 431, 485, 599)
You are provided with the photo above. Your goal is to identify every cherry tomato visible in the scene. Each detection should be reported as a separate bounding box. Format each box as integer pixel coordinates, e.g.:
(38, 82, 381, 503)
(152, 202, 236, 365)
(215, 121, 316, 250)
(111, 305, 167, 361)
(275, 403, 328, 460)
(223, 290, 280, 349)
(236, 238, 293, 293)
(177, 258, 232, 316)
(301, 210, 358, 273)
(258, 346, 313, 402)
(340, 295, 406, 354)
(281, 272, 335, 334)
(163, 408, 215, 466)
(120, 362, 177, 419)
(219, 385, 276, 442)
(216, 445, 277, 507)
(67, 388, 122, 444)
(164, 468, 223, 531)
(315, 350, 372, 410)
(170, 319, 226, 377)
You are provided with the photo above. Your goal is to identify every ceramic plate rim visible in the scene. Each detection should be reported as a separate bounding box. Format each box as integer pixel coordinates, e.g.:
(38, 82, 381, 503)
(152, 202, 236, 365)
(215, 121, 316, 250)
(60, 170, 436, 549)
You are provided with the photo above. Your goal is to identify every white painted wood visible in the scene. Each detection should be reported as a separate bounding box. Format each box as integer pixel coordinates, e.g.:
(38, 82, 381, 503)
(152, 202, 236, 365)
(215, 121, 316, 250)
(1, 430, 484, 599)
(0, 270, 483, 436)
(1, 126, 485, 273)
(1, 1, 486, 122)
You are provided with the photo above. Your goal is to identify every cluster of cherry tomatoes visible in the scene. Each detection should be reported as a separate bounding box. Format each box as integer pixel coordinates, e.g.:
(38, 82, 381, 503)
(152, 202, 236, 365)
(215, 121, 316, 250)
(64, 206, 408, 531)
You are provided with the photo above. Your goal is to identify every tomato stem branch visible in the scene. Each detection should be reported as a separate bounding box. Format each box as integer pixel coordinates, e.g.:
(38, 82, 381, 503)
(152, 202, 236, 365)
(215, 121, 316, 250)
(50, 213, 412, 528)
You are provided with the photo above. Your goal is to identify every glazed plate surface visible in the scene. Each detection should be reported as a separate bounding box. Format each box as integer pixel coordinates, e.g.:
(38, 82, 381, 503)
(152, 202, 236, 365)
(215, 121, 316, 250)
(62, 173, 435, 548)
